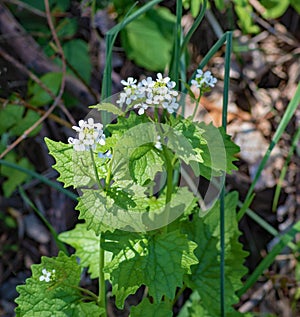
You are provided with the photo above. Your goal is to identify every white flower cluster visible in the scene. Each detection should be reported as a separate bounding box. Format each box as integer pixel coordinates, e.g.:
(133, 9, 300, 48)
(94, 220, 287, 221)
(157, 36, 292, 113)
(39, 268, 55, 282)
(117, 73, 179, 115)
(68, 118, 106, 151)
(191, 69, 217, 90)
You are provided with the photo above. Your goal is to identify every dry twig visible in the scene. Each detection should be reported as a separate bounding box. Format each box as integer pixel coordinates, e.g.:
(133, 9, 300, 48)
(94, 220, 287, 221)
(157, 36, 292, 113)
(0, 0, 67, 159)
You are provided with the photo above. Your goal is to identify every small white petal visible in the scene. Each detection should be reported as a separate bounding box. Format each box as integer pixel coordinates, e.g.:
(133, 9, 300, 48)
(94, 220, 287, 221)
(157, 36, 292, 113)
(87, 118, 94, 125)
(99, 137, 106, 145)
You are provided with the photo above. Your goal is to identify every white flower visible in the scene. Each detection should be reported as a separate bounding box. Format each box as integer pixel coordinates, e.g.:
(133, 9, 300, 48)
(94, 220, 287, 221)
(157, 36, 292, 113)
(121, 77, 137, 87)
(192, 69, 217, 89)
(68, 118, 105, 151)
(116, 73, 179, 115)
(39, 269, 55, 282)
(195, 69, 204, 78)
(162, 97, 179, 113)
(141, 77, 155, 88)
(134, 103, 148, 115)
(156, 73, 170, 85)
(203, 71, 217, 87)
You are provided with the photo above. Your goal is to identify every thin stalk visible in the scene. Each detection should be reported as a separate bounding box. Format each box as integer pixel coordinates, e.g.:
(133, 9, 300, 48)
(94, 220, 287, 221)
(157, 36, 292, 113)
(0, 159, 77, 201)
(219, 185, 226, 317)
(90, 148, 102, 189)
(172, 284, 187, 305)
(191, 94, 202, 120)
(205, 9, 224, 39)
(272, 125, 300, 211)
(105, 156, 113, 190)
(99, 234, 106, 316)
(73, 285, 99, 302)
(236, 220, 300, 297)
(101, 0, 163, 100)
(237, 82, 300, 221)
(163, 146, 174, 231)
(244, 206, 297, 251)
(169, 0, 182, 86)
(180, 0, 207, 55)
(19, 186, 68, 254)
(89, 148, 107, 315)
(185, 32, 227, 94)
(220, 31, 232, 317)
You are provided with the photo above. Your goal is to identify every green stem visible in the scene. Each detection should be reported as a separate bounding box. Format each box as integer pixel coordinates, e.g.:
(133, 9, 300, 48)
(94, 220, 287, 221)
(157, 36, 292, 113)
(74, 286, 99, 302)
(220, 31, 232, 317)
(180, 0, 207, 56)
(237, 82, 300, 221)
(191, 93, 202, 120)
(172, 284, 187, 305)
(99, 234, 106, 316)
(105, 157, 113, 190)
(90, 148, 102, 189)
(0, 159, 77, 201)
(88, 149, 107, 315)
(169, 0, 182, 86)
(236, 221, 300, 297)
(101, 0, 163, 100)
(162, 146, 173, 231)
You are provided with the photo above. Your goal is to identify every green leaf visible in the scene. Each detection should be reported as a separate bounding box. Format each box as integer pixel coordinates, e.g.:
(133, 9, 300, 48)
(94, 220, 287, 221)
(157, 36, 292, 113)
(90, 103, 125, 116)
(214, 0, 225, 10)
(0, 104, 23, 134)
(190, 0, 203, 17)
(291, 0, 300, 14)
(77, 182, 161, 233)
(56, 18, 78, 38)
(261, 0, 290, 19)
(76, 188, 134, 234)
(107, 111, 149, 136)
(129, 144, 164, 185)
(15, 251, 103, 317)
(197, 122, 239, 178)
(26, 0, 70, 12)
(171, 117, 206, 163)
(178, 290, 244, 317)
(111, 121, 160, 181)
(58, 223, 112, 279)
(10, 110, 41, 136)
(112, 119, 206, 185)
(121, 7, 176, 71)
(103, 230, 198, 308)
(53, 0, 71, 12)
(234, 2, 260, 34)
(77, 178, 196, 232)
(28, 72, 62, 107)
(45, 138, 107, 188)
(182, 192, 248, 316)
(177, 291, 210, 317)
(63, 39, 92, 84)
(0, 152, 33, 197)
(0, 104, 41, 136)
(130, 297, 173, 317)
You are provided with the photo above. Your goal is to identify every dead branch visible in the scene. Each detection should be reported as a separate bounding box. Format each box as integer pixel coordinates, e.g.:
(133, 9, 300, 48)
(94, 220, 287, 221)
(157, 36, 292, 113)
(0, 3, 96, 106)
(0, 0, 68, 159)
